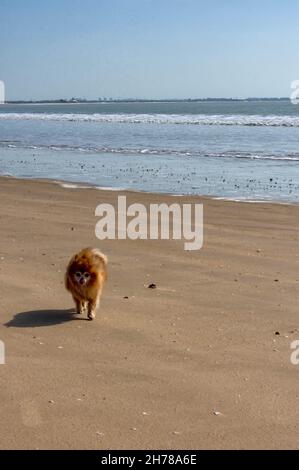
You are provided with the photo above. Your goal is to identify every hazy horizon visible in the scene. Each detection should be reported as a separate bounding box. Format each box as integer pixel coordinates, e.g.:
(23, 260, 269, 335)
(4, 96, 291, 102)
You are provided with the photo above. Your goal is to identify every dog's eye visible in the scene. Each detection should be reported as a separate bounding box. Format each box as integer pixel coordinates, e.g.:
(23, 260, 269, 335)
(84, 273, 90, 278)
(75, 272, 81, 278)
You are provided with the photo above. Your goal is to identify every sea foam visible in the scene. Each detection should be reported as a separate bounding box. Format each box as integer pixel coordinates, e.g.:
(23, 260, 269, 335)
(1, 112, 299, 127)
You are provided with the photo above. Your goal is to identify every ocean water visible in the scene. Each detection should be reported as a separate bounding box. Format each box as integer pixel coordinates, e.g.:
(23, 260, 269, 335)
(0, 101, 299, 202)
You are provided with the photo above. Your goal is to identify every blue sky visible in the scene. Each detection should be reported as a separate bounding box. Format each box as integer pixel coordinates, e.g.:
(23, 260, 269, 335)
(0, 0, 298, 100)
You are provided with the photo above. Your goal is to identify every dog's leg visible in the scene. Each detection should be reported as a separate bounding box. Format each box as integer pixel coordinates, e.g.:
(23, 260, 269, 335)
(87, 296, 100, 321)
(79, 300, 87, 314)
(73, 297, 84, 314)
(74, 297, 81, 314)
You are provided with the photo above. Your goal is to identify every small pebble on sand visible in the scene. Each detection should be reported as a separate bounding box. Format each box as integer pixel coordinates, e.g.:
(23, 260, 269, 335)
(148, 283, 157, 289)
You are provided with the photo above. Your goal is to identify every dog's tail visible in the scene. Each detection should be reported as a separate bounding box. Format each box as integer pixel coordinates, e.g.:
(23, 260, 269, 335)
(91, 248, 108, 266)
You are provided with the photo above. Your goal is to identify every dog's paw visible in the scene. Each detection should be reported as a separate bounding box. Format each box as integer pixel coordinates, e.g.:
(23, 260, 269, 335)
(88, 312, 95, 321)
(77, 302, 88, 315)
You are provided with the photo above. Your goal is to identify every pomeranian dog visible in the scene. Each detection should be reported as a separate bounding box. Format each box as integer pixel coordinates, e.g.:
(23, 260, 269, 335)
(65, 247, 108, 320)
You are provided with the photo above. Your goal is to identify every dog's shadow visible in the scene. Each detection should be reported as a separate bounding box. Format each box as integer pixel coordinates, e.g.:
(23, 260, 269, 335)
(4, 308, 88, 328)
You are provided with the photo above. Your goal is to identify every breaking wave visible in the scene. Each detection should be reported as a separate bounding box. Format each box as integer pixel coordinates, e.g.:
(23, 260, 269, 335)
(2, 112, 299, 127)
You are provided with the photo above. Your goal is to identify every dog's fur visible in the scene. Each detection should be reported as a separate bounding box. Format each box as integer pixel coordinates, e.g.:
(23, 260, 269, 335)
(65, 247, 107, 320)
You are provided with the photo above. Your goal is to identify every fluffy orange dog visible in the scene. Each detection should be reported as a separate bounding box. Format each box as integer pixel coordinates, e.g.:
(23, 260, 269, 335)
(65, 247, 108, 320)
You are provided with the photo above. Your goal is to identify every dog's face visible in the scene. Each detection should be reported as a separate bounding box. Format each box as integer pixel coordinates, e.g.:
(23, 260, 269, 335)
(74, 269, 90, 286)
(70, 263, 95, 287)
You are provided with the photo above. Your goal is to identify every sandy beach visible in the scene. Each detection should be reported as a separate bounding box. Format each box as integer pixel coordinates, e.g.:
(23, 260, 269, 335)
(0, 176, 299, 449)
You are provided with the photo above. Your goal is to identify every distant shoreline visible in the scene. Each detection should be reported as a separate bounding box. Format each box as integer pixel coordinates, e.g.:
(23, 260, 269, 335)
(3, 97, 290, 104)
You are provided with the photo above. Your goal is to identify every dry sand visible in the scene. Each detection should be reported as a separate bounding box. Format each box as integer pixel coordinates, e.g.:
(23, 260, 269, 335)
(0, 176, 298, 449)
